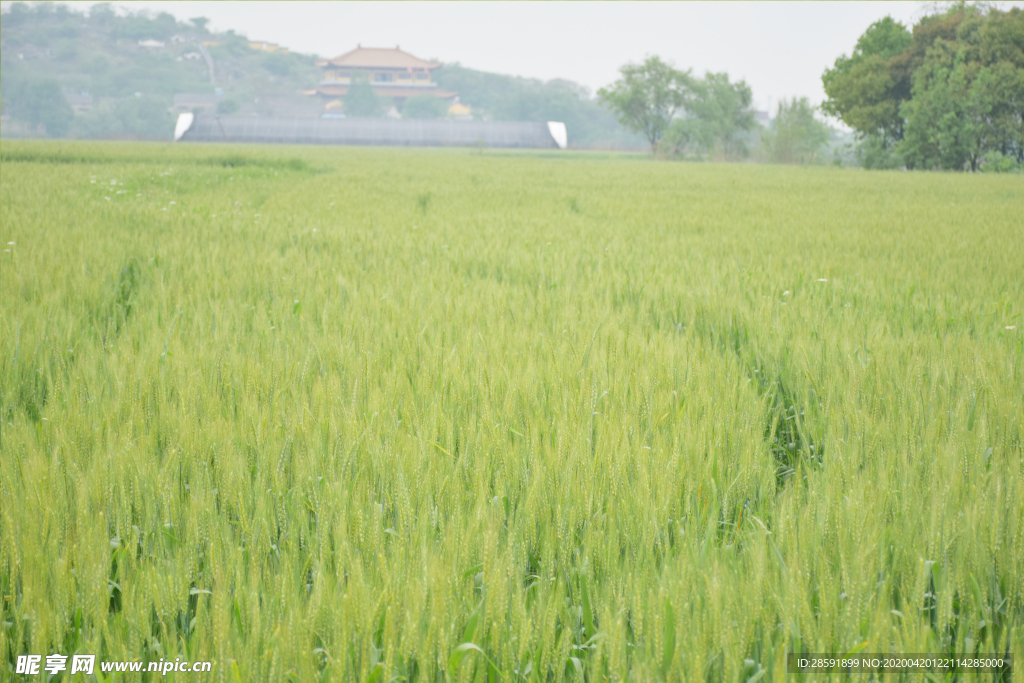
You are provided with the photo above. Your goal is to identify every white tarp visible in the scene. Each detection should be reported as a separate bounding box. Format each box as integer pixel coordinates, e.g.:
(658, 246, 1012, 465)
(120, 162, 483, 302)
(173, 113, 194, 142)
(547, 121, 568, 149)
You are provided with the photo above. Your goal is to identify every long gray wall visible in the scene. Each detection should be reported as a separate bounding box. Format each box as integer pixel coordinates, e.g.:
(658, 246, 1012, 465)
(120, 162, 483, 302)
(179, 116, 559, 148)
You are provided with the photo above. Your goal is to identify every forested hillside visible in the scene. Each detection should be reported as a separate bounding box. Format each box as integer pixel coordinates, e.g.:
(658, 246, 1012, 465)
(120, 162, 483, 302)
(0, 2, 318, 139)
(0, 3, 644, 148)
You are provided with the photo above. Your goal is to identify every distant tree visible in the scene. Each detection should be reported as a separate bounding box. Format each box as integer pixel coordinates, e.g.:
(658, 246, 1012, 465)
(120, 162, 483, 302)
(153, 12, 179, 37)
(88, 3, 115, 25)
(72, 94, 174, 140)
(662, 72, 755, 160)
(761, 98, 831, 164)
(34, 3, 55, 17)
(210, 30, 252, 58)
(5, 2, 31, 26)
(111, 10, 181, 40)
(345, 76, 381, 118)
(113, 94, 175, 139)
(263, 52, 293, 77)
(598, 56, 694, 154)
(9, 79, 74, 137)
(190, 17, 210, 32)
(402, 95, 447, 119)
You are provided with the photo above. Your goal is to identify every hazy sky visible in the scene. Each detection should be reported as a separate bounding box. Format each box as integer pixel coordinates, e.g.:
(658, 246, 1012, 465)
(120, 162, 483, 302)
(24, 1, 1024, 113)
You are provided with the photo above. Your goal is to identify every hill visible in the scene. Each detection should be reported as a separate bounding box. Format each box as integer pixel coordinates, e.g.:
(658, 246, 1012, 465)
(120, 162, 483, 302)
(0, 3, 644, 148)
(0, 3, 319, 139)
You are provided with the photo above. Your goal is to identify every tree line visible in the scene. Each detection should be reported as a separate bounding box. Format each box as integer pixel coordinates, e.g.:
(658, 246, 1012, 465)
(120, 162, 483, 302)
(597, 56, 834, 164)
(600, 4, 1023, 171)
(822, 3, 1022, 171)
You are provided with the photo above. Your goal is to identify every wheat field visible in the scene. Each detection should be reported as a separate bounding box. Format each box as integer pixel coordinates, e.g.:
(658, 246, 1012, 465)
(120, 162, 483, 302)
(1, 140, 1021, 681)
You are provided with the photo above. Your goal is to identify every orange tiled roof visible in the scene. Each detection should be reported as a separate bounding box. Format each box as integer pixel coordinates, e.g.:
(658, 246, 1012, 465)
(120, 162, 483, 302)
(319, 46, 440, 70)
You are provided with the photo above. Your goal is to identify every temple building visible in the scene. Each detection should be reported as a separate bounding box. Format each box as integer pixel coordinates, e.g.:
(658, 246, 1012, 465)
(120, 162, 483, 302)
(315, 45, 457, 108)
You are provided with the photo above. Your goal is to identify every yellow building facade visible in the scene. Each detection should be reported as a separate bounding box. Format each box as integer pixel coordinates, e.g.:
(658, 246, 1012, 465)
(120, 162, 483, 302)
(315, 45, 456, 103)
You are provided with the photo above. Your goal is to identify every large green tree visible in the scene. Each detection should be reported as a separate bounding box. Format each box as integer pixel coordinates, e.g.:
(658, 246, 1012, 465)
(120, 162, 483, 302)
(822, 17, 913, 146)
(901, 7, 1024, 169)
(824, 5, 1024, 170)
(597, 56, 694, 154)
(900, 38, 984, 170)
(661, 72, 755, 160)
